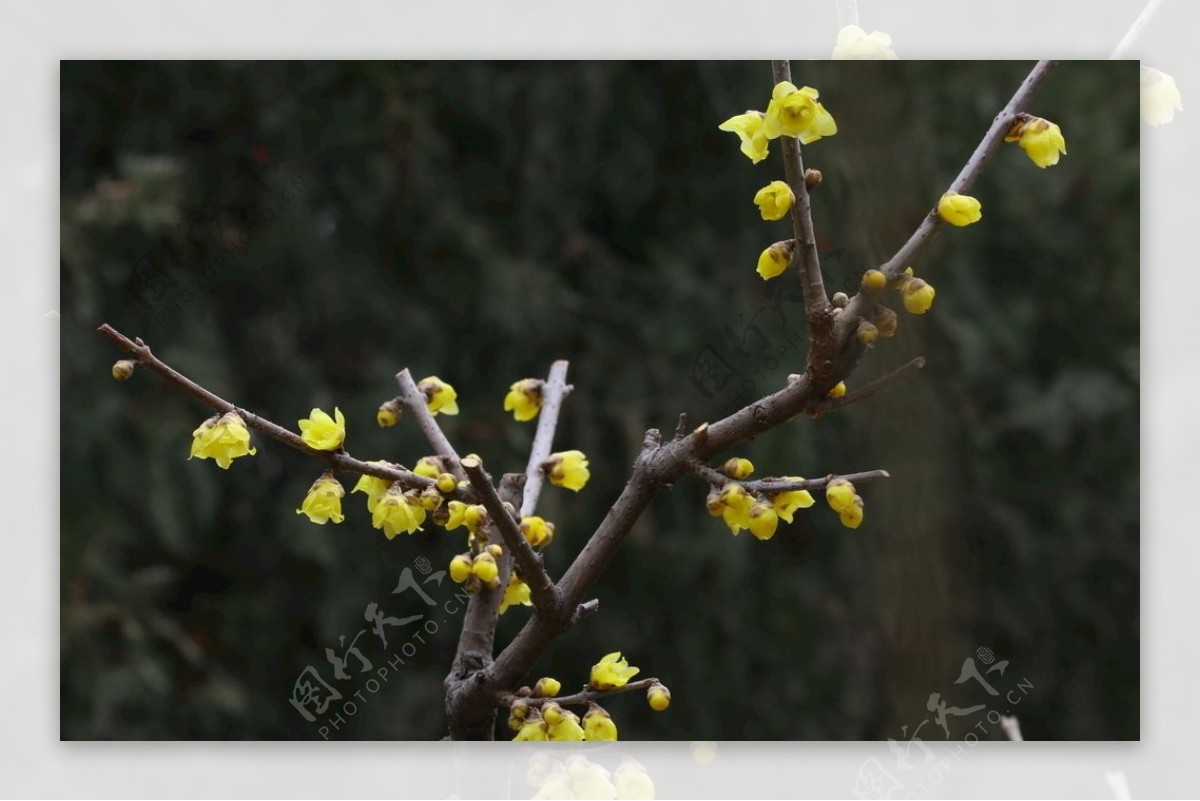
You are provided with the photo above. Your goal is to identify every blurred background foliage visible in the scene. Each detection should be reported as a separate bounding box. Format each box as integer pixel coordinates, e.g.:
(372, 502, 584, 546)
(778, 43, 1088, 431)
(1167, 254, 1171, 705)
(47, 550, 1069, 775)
(60, 60, 1138, 741)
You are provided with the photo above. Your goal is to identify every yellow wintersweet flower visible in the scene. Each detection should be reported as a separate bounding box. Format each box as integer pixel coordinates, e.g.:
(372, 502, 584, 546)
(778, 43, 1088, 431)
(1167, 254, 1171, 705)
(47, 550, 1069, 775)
(757, 239, 795, 280)
(534, 677, 562, 697)
(771, 477, 815, 523)
(748, 502, 779, 541)
(825, 478, 856, 512)
(296, 473, 345, 525)
(902, 278, 936, 314)
(449, 553, 473, 583)
(298, 407, 346, 451)
(371, 486, 426, 539)
(1005, 116, 1067, 168)
(351, 465, 393, 513)
(503, 378, 544, 422)
(513, 718, 548, 742)
(189, 411, 257, 469)
(937, 192, 982, 227)
(839, 496, 865, 529)
(764, 81, 838, 144)
(546, 450, 590, 491)
(1141, 67, 1183, 126)
(472, 551, 500, 586)
(827, 381, 846, 399)
(718, 110, 770, 163)
(499, 573, 532, 613)
(723, 457, 754, 479)
(548, 709, 585, 741)
(831, 25, 898, 60)
(413, 456, 441, 479)
(720, 484, 754, 535)
(418, 376, 458, 416)
(520, 515, 555, 547)
(590, 651, 640, 690)
(753, 180, 795, 221)
(376, 400, 400, 428)
(647, 683, 671, 712)
(583, 706, 618, 741)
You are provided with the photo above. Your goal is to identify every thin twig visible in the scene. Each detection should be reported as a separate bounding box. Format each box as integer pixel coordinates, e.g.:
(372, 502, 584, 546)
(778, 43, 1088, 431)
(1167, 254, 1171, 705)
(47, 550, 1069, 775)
(1000, 714, 1024, 742)
(810, 357, 926, 414)
(771, 60, 830, 324)
(396, 368, 465, 480)
(98, 323, 446, 493)
(1110, 0, 1167, 59)
(497, 677, 660, 710)
(689, 462, 890, 494)
(461, 456, 562, 617)
(520, 361, 571, 517)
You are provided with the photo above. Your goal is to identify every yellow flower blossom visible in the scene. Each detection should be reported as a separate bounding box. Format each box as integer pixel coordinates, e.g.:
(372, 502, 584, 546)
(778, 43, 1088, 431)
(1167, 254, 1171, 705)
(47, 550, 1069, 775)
(435, 472, 457, 494)
(647, 683, 671, 712)
(723, 457, 754, 479)
(720, 484, 754, 535)
(111, 359, 135, 381)
(513, 718, 548, 742)
(1141, 67, 1183, 126)
(449, 553, 472, 583)
(771, 477, 815, 523)
(583, 706, 618, 741)
(520, 515, 555, 547)
(825, 478, 856, 512)
(748, 502, 779, 541)
(764, 81, 838, 144)
(1005, 115, 1066, 168)
(831, 25, 899, 60)
(189, 411, 257, 469)
(298, 407, 346, 451)
(753, 180, 795, 221)
(757, 239, 795, 280)
(862, 269, 887, 293)
(718, 110, 770, 163)
(472, 551, 500, 586)
(827, 381, 846, 399)
(413, 456, 441, 479)
(534, 677, 562, 697)
(376, 400, 400, 428)
(503, 378, 544, 422)
(590, 651, 640, 690)
(418, 376, 458, 416)
(371, 486, 426, 539)
(839, 496, 865, 529)
(546, 450, 590, 491)
(351, 465, 393, 513)
(500, 573, 532, 613)
(548, 709, 585, 741)
(937, 192, 982, 227)
(296, 473, 345, 525)
(902, 278, 936, 314)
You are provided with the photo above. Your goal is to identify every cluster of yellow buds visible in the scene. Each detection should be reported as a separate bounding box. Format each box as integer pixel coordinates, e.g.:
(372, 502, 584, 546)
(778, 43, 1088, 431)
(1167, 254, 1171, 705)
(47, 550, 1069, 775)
(503, 378, 544, 422)
(188, 411, 257, 469)
(825, 477, 864, 529)
(449, 544, 503, 592)
(439, 499, 488, 542)
(296, 472, 346, 525)
(1005, 114, 1067, 169)
(543, 450, 590, 492)
(704, 459, 815, 541)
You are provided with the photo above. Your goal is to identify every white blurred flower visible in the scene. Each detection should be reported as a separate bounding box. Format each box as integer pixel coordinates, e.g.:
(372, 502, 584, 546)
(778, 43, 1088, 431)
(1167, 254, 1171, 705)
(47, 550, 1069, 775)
(831, 25, 898, 60)
(1141, 67, 1182, 126)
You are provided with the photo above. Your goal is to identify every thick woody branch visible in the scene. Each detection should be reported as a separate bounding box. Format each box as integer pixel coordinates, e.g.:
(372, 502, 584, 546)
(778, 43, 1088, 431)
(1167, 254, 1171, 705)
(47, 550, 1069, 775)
(521, 361, 572, 517)
(461, 455, 563, 618)
(97, 323, 447, 494)
(497, 677, 660, 710)
(689, 463, 891, 495)
(396, 368, 465, 480)
(772, 59, 830, 325)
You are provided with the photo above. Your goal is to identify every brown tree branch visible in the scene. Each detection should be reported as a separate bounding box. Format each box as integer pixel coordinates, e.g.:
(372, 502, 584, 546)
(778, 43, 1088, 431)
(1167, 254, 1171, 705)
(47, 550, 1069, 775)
(497, 677, 660, 710)
(520, 361, 572, 517)
(97, 323, 448, 494)
(689, 463, 891, 495)
(461, 455, 563, 617)
(396, 368, 465, 481)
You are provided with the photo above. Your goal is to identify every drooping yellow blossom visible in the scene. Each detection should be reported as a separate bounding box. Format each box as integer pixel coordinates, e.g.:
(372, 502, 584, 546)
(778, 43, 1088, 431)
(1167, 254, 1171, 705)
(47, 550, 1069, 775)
(590, 651, 640, 690)
(418, 376, 459, 416)
(937, 192, 982, 227)
(435, 472, 457, 494)
(825, 478, 857, 512)
(376, 400, 400, 428)
(298, 407, 346, 451)
(542, 702, 565, 726)
(548, 709, 585, 741)
(371, 486, 426, 539)
(513, 717, 549, 742)
(757, 239, 795, 280)
(839, 496, 865, 529)
(719, 484, 755, 535)
(545, 450, 590, 491)
(718, 110, 770, 163)
(827, 381, 846, 399)
(534, 677, 562, 698)
(520, 515, 555, 547)
(503, 378, 544, 422)
(764, 81, 838, 144)
(831, 24, 899, 59)
(189, 411, 257, 469)
(748, 502, 779, 541)
(351, 466, 393, 513)
(472, 551, 500, 587)
(1005, 116, 1066, 168)
(444, 500, 473, 532)
(771, 477, 815, 523)
(413, 456, 441, 479)
(583, 706, 618, 741)
(614, 759, 656, 800)
(647, 683, 671, 712)
(500, 573, 532, 613)
(296, 473, 346, 525)
(111, 359, 136, 381)
(1141, 67, 1183, 126)
(902, 278, 936, 314)
(723, 457, 755, 479)
(753, 180, 795, 221)
(449, 553, 473, 583)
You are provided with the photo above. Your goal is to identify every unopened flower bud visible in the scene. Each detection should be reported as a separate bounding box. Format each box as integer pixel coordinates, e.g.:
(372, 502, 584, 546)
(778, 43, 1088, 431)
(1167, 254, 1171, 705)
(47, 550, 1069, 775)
(857, 321, 879, 345)
(534, 677, 562, 698)
(435, 472, 457, 494)
(376, 399, 401, 428)
(861, 269, 887, 294)
(647, 682, 671, 712)
(111, 359, 136, 381)
(873, 305, 898, 337)
(723, 457, 754, 479)
(487, 543, 503, 559)
(827, 381, 846, 399)
(804, 168, 822, 192)
(831, 291, 849, 308)
(449, 554, 472, 583)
